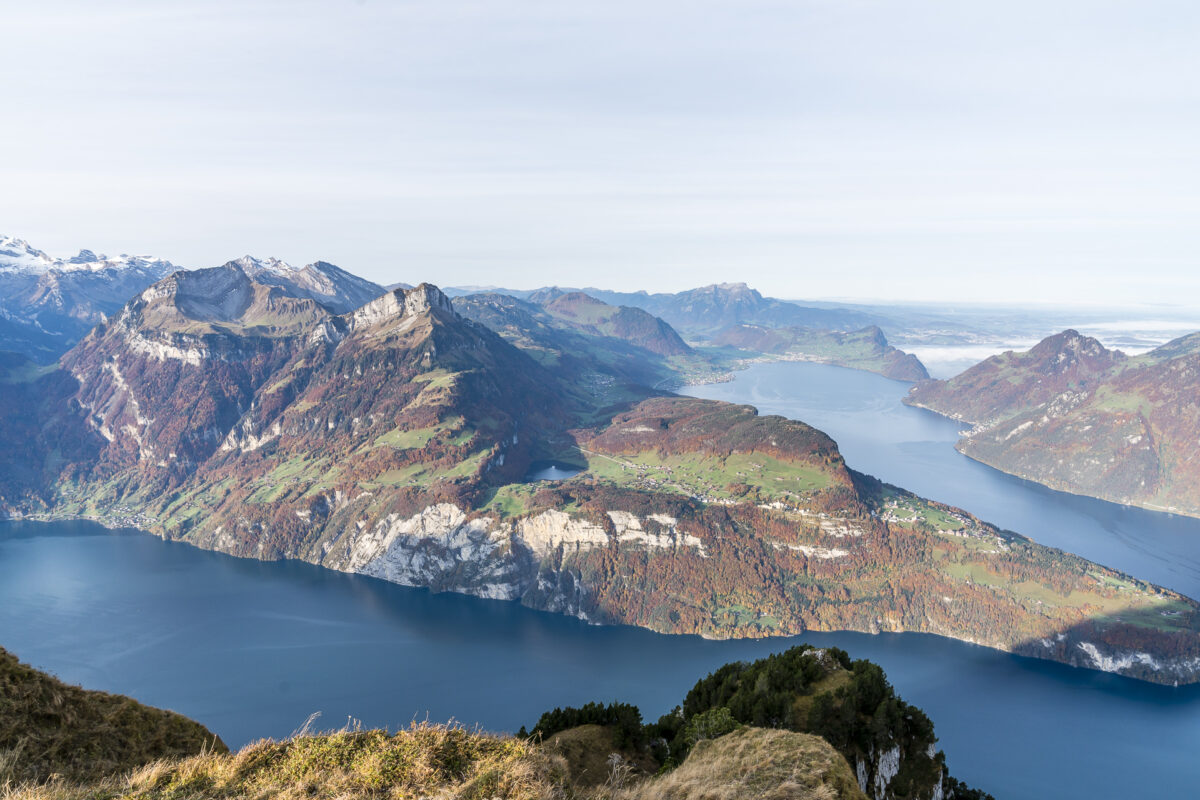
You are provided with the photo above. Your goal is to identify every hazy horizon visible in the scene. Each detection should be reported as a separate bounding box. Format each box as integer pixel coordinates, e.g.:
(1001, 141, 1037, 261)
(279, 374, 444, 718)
(4, 1, 1197, 306)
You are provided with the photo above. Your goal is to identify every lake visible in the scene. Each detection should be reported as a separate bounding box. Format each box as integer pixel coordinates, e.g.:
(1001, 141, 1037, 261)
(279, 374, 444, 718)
(4, 361, 1200, 799)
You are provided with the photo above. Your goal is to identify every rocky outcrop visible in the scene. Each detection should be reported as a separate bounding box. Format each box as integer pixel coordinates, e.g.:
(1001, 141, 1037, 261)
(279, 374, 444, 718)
(325, 503, 710, 610)
(349, 284, 454, 331)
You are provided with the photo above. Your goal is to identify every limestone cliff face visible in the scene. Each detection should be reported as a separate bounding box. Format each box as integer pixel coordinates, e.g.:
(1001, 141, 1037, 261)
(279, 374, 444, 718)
(299, 503, 707, 618)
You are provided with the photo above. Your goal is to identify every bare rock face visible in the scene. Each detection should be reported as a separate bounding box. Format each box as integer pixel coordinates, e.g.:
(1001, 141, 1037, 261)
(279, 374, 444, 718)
(170, 265, 255, 322)
(229, 255, 385, 313)
(349, 284, 454, 331)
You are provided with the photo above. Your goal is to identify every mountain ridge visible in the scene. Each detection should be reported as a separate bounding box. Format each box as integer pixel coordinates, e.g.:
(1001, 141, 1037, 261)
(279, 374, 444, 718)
(714, 324, 930, 381)
(0, 235, 388, 363)
(906, 328, 1200, 517)
(446, 281, 880, 336)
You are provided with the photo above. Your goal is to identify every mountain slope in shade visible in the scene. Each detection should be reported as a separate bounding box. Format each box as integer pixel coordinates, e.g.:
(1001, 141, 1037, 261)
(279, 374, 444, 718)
(906, 329, 1200, 517)
(715, 324, 929, 381)
(0, 646, 226, 784)
(455, 291, 725, 395)
(454, 292, 677, 396)
(534, 290, 691, 356)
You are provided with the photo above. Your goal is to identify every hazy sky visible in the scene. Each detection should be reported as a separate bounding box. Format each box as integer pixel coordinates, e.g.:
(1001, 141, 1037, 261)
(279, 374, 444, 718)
(3, 0, 1198, 304)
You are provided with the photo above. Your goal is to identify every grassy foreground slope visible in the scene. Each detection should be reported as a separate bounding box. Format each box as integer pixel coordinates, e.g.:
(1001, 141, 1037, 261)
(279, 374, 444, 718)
(4, 724, 868, 800)
(4, 645, 976, 800)
(617, 728, 868, 800)
(0, 648, 225, 785)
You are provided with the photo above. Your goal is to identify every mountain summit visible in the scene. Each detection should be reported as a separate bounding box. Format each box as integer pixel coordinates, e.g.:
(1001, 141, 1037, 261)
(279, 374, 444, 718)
(906, 328, 1200, 517)
(0, 235, 387, 362)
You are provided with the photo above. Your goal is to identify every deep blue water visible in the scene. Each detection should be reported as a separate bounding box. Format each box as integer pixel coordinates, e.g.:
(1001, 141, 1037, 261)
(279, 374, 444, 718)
(3, 361, 1200, 799)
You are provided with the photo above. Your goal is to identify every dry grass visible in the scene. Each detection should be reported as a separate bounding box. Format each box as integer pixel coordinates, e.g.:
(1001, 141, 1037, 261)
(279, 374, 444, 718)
(0, 648, 225, 787)
(2, 723, 569, 800)
(541, 725, 658, 789)
(604, 728, 867, 800)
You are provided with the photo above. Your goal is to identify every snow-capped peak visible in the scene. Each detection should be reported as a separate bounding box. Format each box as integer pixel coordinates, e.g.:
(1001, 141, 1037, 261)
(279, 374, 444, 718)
(0, 235, 177, 275)
(229, 254, 296, 275)
(0, 235, 56, 273)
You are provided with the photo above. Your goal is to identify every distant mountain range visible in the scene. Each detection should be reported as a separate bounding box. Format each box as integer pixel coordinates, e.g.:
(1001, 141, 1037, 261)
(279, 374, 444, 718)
(1, 257, 1197, 687)
(446, 281, 880, 336)
(0, 236, 389, 363)
(713, 324, 929, 381)
(2, 234, 927, 382)
(0, 235, 179, 362)
(907, 328, 1200, 518)
(448, 282, 929, 380)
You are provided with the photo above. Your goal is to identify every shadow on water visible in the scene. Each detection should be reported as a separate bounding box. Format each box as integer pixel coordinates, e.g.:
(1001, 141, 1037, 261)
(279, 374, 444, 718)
(522, 461, 584, 482)
(3, 521, 1200, 799)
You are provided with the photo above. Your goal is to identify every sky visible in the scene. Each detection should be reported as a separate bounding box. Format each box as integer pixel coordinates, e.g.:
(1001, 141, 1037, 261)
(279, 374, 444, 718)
(2, 0, 1198, 305)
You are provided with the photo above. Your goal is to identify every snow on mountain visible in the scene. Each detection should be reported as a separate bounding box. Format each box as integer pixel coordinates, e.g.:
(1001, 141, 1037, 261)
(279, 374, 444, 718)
(223, 255, 385, 314)
(0, 235, 386, 361)
(0, 235, 178, 275)
(0, 236, 57, 273)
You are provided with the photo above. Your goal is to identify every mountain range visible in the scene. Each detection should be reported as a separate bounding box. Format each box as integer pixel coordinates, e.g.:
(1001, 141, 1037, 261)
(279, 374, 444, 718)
(0, 235, 178, 362)
(0, 236, 386, 363)
(446, 281, 880, 336)
(2, 259, 1198, 689)
(450, 282, 930, 380)
(907, 328, 1200, 517)
(713, 324, 930, 381)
